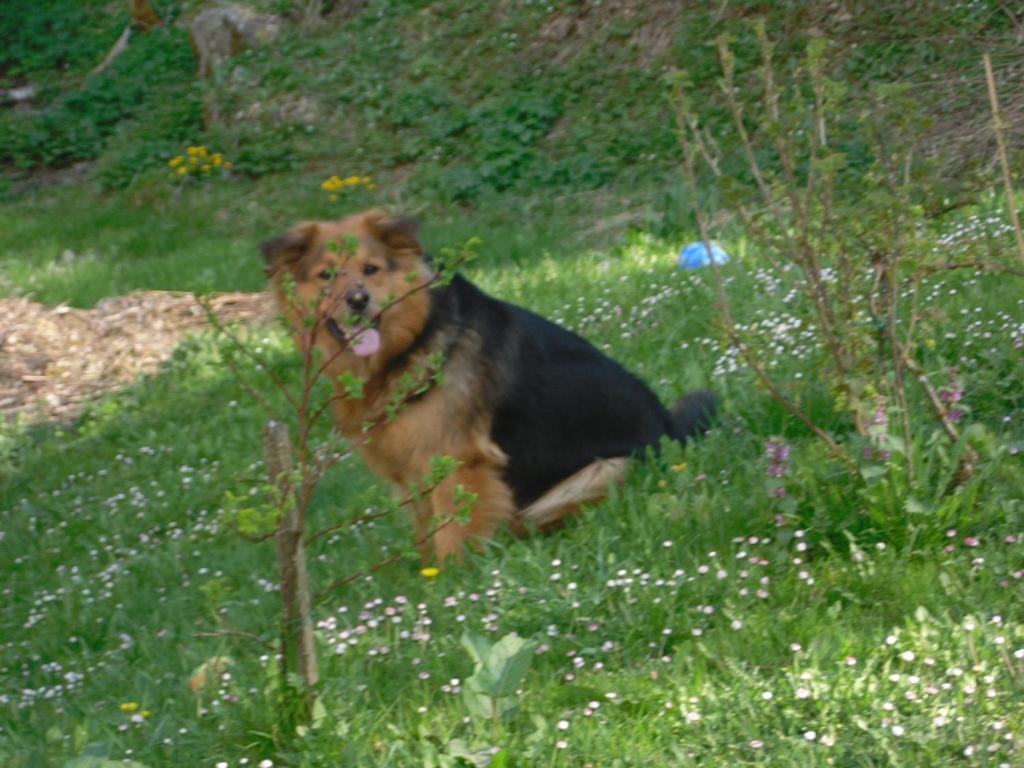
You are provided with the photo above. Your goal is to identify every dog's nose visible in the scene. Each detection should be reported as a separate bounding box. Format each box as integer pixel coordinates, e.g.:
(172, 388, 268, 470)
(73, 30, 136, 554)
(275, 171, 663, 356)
(346, 288, 370, 312)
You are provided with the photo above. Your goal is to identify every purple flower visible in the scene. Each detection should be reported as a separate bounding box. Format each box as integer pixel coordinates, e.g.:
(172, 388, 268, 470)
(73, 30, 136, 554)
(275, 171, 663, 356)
(939, 388, 963, 405)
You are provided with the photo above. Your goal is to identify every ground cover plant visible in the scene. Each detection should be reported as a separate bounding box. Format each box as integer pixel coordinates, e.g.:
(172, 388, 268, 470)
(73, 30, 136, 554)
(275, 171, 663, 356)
(2, 2, 1024, 766)
(1, 186, 1022, 765)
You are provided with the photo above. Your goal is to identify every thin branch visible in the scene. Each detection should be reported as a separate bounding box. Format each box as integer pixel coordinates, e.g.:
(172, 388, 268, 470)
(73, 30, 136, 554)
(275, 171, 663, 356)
(194, 630, 275, 651)
(196, 296, 299, 411)
(983, 52, 1024, 267)
(91, 26, 132, 76)
(222, 518, 277, 543)
(307, 480, 441, 545)
(672, 87, 853, 467)
(314, 518, 454, 603)
(908, 259, 1024, 283)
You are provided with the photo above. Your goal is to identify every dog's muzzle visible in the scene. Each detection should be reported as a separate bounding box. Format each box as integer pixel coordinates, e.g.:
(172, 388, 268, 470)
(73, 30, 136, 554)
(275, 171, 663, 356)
(346, 288, 370, 313)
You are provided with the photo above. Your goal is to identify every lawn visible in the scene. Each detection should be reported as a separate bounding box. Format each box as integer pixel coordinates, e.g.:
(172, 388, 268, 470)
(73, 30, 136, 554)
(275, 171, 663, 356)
(1, 179, 1022, 766)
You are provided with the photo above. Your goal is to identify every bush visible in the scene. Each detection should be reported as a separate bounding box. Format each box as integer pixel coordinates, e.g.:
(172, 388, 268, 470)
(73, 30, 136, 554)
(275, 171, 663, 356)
(0, 25, 197, 170)
(0, 0, 118, 81)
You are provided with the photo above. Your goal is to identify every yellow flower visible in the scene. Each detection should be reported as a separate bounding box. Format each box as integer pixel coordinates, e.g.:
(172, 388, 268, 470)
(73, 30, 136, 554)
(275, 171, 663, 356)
(168, 156, 184, 168)
(420, 567, 440, 579)
(201, 165, 211, 173)
(120, 702, 140, 713)
(671, 463, 688, 473)
(176, 166, 188, 176)
(212, 153, 223, 166)
(321, 175, 343, 192)
(141, 710, 152, 719)
(321, 174, 374, 194)
(223, 161, 233, 170)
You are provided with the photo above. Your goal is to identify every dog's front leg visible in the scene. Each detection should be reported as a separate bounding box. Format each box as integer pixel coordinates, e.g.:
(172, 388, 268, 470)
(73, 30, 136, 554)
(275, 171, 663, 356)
(428, 462, 515, 563)
(412, 497, 436, 565)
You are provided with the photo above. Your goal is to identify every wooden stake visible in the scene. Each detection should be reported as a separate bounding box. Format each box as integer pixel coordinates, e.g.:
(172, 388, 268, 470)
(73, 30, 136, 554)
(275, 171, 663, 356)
(983, 53, 1024, 267)
(265, 420, 319, 697)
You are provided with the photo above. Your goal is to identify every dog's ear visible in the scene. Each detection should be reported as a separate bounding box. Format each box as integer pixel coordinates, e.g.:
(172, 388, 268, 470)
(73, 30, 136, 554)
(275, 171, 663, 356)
(363, 210, 422, 255)
(261, 222, 317, 276)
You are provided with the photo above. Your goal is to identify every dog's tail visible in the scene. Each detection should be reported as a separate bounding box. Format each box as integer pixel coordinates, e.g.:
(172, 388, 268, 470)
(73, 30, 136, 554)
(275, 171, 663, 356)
(669, 389, 718, 442)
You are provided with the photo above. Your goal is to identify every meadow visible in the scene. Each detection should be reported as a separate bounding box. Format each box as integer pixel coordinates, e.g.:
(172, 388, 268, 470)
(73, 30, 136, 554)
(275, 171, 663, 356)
(1, 173, 1022, 766)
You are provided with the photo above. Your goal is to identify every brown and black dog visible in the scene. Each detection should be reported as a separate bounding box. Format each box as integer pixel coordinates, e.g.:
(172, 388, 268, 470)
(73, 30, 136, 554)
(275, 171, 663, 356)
(262, 210, 715, 562)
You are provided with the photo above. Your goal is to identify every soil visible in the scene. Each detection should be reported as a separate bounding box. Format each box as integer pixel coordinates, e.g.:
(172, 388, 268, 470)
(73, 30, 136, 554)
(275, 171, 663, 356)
(0, 290, 275, 423)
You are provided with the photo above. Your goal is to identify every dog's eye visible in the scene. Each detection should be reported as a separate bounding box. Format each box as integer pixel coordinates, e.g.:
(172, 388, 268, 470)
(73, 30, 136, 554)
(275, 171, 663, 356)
(318, 269, 334, 280)
(363, 263, 381, 276)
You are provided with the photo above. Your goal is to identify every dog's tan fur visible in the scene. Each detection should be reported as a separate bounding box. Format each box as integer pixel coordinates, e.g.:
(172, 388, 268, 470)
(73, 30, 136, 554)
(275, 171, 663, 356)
(264, 210, 628, 562)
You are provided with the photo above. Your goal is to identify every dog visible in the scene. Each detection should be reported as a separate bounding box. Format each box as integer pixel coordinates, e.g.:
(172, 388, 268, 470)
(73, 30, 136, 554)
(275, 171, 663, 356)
(262, 209, 715, 562)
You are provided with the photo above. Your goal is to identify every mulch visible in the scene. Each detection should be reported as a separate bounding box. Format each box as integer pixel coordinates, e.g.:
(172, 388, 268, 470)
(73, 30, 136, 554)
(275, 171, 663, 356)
(0, 291, 275, 423)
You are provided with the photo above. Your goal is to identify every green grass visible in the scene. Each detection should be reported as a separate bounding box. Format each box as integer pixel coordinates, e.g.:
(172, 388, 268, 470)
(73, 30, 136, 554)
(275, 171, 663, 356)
(3, 2, 1023, 765)
(0, 177, 656, 307)
(1, 185, 1022, 766)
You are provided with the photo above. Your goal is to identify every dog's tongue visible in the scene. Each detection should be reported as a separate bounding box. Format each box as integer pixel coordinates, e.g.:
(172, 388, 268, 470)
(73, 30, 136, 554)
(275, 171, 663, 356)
(352, 327, 381, 357)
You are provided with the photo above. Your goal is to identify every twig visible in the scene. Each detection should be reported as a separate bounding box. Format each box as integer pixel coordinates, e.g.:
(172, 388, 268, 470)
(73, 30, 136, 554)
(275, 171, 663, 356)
(307, 480, 440, 544)
(91, 26, 132, 77)
(194, 630, 275, 651)
(909, 260, 1024, 283)
(314, 518, 455, 603)
(196, 296, 300, 412)
(672, 85, 853, 467)
(983, 52, 1024, 268)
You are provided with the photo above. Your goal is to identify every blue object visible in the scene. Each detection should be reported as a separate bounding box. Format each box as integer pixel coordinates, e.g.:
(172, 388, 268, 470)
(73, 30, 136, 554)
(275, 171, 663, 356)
(678, 241, 730, 269)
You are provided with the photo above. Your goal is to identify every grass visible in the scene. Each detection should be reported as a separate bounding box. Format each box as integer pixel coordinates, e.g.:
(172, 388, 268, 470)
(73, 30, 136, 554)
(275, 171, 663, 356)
(3, 3, 1023, 764)
(1, 181, 1022, 766)
(0, 175, 658, 307)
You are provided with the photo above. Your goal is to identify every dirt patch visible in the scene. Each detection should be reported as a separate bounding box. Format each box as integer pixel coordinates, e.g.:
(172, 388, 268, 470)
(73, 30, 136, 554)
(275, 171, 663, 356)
(0, 291, 275, 424)
(534, 0, 682, 66)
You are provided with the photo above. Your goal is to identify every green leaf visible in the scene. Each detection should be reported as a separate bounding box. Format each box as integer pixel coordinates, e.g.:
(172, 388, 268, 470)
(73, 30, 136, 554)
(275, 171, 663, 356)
(471, 632, 536, 699)
(460, 631, 492, 667)
(461, 686, 496, 720)
(859, 465, 886, 482)
(904, 497, 927, 516)
(65, 760, 152, 768)
(337, 371, 365, 400)
(311, 695, 328, 729)
(444, 738, 497, 767)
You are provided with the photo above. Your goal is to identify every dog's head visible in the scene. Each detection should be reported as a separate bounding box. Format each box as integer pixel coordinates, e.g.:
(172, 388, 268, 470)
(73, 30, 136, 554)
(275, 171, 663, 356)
(262, 209, 433, 366)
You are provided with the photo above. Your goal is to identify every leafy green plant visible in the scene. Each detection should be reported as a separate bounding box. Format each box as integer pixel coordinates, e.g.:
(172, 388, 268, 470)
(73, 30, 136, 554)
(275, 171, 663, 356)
(460, 631, 537, 721)
(670, 28, 1021, 509)
(0, 25, 198, 170)
(194, 236, 480, 737)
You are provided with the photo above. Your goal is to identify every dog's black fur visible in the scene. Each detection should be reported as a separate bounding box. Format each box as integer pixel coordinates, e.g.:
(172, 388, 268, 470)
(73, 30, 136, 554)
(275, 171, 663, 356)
(420, 274, 716, 507)
(264, 209, 715, 560)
